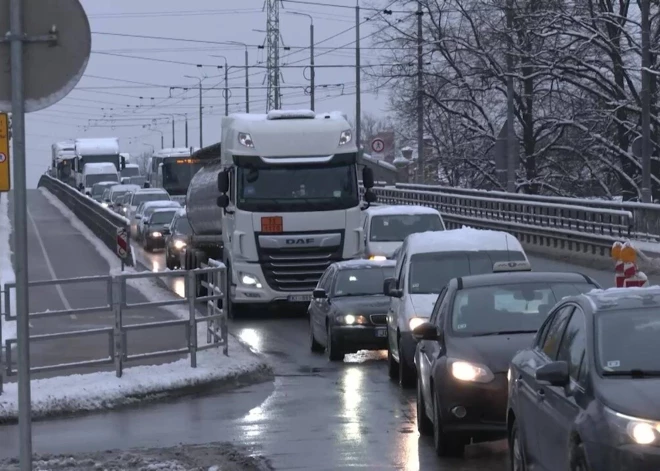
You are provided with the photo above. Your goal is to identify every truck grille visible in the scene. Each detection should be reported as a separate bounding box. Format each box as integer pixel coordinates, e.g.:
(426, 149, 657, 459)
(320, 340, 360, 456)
(257, 239, 344, 292)
(370, 314, 387, 325)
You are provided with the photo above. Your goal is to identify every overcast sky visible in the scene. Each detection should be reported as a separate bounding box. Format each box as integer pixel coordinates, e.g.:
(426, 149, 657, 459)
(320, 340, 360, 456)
(20, 0, 400, 187)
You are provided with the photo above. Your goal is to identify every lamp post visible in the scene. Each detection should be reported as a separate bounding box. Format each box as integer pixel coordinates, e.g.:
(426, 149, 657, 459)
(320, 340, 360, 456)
(286, 12, 315, 111)
(213, 55, 229, 116)
(223, 42, 250, 112)
(184, 75, 204, 147)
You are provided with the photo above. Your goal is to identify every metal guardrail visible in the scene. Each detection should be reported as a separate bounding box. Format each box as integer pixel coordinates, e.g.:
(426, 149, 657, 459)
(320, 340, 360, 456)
(0, 263, 227, 394)
(361, 185, 633, 255)
(37, 174, 134, 266)
(388, 182, 660, 241)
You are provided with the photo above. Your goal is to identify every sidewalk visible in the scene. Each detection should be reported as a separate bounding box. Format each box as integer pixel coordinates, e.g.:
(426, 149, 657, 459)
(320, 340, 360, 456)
(4, 190, 186, 380)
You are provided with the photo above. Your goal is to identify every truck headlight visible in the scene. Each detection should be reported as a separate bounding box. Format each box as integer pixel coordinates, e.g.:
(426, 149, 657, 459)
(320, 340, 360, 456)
(173, 239, 186, 250)
(448, 359, 495, 383)
(339, 129, 352, 146)
(151, 231, 162, 238)
(239, 272, 262, 289)
(606, 407, 660, 446)
(369, 255, 387, 261)
(238, 132, 254, 148)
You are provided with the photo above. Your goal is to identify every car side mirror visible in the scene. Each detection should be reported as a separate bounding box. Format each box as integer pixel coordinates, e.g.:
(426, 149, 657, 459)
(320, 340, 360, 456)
(412, 322, 439, 342)
(312, 288, 327, 299)
(216, 194, 229, 208)
(536, 361, 570, 387)
(120, 156, 126, 170)
(383, 278, 394, 296)
(217, 170, 229, 194)
(362, 166, 374, 189)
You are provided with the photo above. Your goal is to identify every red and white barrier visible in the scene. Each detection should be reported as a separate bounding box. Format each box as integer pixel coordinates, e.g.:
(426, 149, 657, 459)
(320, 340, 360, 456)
(611, 240, 649, 288)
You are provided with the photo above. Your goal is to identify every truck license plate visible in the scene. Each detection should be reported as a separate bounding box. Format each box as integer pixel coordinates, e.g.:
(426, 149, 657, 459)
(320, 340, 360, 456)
(288, 295, 311, 302)
(375, 328, 387, 338)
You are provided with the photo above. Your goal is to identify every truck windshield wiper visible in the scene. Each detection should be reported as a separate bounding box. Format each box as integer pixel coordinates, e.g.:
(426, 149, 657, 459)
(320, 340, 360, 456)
(335, 293, 381, 298)
(472, 330, 537, 337)
(602, 369, 660, 378)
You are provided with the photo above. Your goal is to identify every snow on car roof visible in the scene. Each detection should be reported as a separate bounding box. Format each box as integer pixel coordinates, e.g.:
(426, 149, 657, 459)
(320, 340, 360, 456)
(141, 201, 180, 208)
(366, 205, 441, 216)
(109, 184, 141, 192)
(406, 227, 524, 256)
(151, 207, 178, 214)
(334, 259, 396, 270)
(135, 188, 168, 194)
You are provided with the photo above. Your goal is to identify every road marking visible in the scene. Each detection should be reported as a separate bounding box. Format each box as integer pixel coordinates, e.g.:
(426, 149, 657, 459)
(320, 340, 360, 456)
(27, 209, 75, 319)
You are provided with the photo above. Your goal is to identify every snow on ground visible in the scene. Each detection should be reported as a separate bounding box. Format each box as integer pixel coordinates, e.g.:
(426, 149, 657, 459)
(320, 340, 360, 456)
(0, 189, 271, 421)
(0, 442, 272, 471)
(0, 193, 16, 341)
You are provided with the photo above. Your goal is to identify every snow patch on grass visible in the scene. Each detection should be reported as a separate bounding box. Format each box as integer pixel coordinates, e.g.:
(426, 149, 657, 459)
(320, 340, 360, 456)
(0, 194, 16, 342)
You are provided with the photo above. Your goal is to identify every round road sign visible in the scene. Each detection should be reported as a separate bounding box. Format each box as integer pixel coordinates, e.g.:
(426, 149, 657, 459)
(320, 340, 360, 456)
(371, 138, 385, 153)
(0, 153, 5, 163)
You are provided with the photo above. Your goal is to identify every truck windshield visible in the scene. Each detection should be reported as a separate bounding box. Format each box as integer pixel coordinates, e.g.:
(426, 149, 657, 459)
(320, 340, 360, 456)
(121, 167, 140, 177)
(80, 155, 120, 171)
(85, 173, 118, 186)
(237, 163, 358, 212)
(162, 160, 205, 195)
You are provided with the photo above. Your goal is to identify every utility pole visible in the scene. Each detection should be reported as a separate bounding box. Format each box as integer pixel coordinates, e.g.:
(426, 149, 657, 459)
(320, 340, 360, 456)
(416, 1, 424, 183)
(244, 48, 250, 112)
(225, 65, 229, 116)
(186, 76, 203, 147)
(355, 3, 361, 156)
(287, 12, 315, 111)
(184, 115, 189, 147)
(266, 0, 282, 110)
(171, 118, 175, 147)
(505, 0, 516, 193)
(641, 0, 652, 202)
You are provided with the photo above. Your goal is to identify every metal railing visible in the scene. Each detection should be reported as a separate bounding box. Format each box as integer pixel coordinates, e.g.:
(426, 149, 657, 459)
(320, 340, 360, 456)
(386, 182, 660, 241)
(37, 174, 134, 266)
(0, 263, 227, 394)
(361, 185, 633, 255)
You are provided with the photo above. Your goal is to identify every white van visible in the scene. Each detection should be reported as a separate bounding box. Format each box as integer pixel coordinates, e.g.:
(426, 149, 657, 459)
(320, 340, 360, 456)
(81, 163, 119, 195)
(384, 227, 530, 386)
(362, 205, 445, 260)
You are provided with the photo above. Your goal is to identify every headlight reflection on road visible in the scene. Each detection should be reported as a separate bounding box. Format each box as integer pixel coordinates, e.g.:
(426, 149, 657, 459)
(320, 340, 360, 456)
(340, 367, 364, 442)
(152, 260, 160, 272)
(238, 328, 262, 353)
(173, 278, 185, 298)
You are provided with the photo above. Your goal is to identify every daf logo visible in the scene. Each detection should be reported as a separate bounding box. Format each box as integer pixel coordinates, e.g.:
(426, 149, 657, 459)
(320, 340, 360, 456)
(286, 238, 314, 245)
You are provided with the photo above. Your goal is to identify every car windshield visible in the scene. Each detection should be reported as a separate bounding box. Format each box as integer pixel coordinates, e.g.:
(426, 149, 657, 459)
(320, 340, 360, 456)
(150, 211, 177, 224)
(174, 217, 192, 235)
(86, 173, 118, 186)
(333, 266, 395, 297)
(110, 190, 129, 202)
(597, 308, 660, 374)
(451, 282, 596, 336)
(408, 250, 527, 294)
(132, 192, 169, 206)
(370, 214, 444, 242)
(91, 184, 112, 196)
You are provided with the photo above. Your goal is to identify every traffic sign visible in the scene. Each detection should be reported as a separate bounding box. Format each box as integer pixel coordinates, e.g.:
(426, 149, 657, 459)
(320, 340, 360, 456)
(116, 227, 129, 259)
(371, 138, 385, 153)
(0, 0, 92, 112)
(0, 113, 9, 192)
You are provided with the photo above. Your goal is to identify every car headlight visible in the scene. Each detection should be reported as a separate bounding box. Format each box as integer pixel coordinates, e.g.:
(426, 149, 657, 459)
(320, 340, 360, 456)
(151, 231, 162, 238)
(239, 272, 262, 289)
(448, 358, 495, 383)
(336, 314, 368, 325)
(339, 129, 352, 146)
(173, 239, 186, 250)
(408, 317, 426, 331)
(369, 255, 387, 261)
(101, 202, 109, 208)
(238, 132, 254, 148)
(606, 407, 660, 446)
(122, 207, 128, 213)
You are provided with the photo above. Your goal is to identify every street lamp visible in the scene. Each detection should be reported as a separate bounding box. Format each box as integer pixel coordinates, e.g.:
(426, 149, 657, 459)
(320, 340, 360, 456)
(220, 41, 250, 113)
(286, 12, 315, 111)
(184, 75, 204, 148)
(213, 55, 229, 116)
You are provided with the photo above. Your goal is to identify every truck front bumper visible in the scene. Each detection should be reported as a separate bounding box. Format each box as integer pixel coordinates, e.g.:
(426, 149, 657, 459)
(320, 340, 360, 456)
(231, 262, 313, 305)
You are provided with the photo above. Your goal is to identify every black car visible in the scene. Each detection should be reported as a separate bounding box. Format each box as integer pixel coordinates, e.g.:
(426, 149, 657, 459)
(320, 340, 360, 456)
(412, 271, 600, 457)
(309, 259, 395, 361)
(165, 211, 192, 269)
(507, 286, 660, 471)
(142, 208, 178, 252)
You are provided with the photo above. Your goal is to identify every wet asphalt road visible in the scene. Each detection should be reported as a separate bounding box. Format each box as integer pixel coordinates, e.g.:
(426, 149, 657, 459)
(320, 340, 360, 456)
(0, 237, 636, 470)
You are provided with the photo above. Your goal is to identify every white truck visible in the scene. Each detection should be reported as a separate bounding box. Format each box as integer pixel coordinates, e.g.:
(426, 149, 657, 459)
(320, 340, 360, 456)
(73, 137, 126, 193)
(51, 141, 76, 185)
(81, 163, 119, 195)
(184, 109, 378, 317)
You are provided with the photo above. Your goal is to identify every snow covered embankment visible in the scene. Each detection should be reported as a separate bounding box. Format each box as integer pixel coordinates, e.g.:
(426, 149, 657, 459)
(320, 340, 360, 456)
(0, 190, 271, 422)
(0, 194, 16, 342)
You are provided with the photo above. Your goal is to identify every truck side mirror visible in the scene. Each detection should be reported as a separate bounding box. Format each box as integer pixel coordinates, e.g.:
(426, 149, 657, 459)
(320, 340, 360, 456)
(362, 167, 374, 189)
(120, 156, 126, 170)
(216, 195, 229, 208)
(364, 191, 377, 204)
(217, 170, 229, 194)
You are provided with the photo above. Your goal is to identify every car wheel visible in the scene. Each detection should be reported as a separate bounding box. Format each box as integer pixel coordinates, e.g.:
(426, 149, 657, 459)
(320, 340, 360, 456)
(387, 346, 399, 380)
(509, 420, 527, 471)
(432, 393, 465, 457)
(309, 317, 324, 353)
(327, 323, 344, 362)
(570, 443, 590, 471)
(398, 340, 416, 389)
(416, 376, 433, 436)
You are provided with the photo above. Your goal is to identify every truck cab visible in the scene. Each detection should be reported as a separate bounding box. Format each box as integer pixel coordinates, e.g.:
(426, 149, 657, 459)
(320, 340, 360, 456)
(186, 110, 378, 316)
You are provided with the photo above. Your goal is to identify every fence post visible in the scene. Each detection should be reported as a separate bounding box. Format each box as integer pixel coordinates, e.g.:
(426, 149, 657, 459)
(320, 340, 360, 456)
(187, 270, 197, 368)
(112, 276, 124, 378)
(221, 265, 229, 356)
(0, 285, 3, 395)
